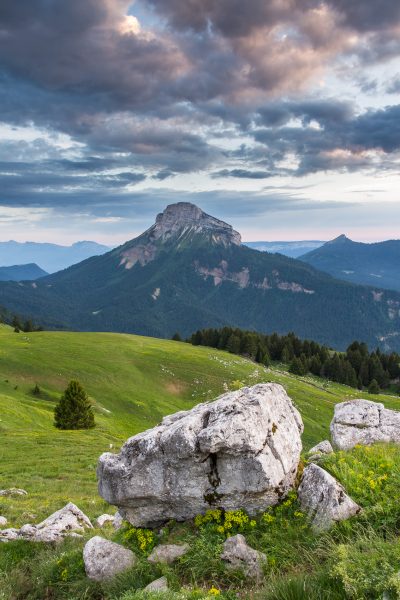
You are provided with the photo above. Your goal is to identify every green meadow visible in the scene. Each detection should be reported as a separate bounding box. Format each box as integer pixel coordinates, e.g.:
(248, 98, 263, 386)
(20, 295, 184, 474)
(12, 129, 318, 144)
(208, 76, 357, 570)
(2, 323, 400, 599)
(1, 323, 399, 525)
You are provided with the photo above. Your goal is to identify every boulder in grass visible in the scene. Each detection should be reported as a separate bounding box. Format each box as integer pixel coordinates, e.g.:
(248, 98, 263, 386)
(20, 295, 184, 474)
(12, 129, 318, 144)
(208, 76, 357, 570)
(144, 576, 169, 592)
(221, 534, 266, 580)
(0, 517, 7, 527)
(147, 543, 189, 565)
(96, 514, 114, 527)
(98, 383, 303, 527)
(0, 488, 27, 497)
(330, 399, 400, 450)
(0, 502, 92, 543)
(308, 440, 333, 456)
(298, 463, 361, 530)
(83, 536, 136, 581)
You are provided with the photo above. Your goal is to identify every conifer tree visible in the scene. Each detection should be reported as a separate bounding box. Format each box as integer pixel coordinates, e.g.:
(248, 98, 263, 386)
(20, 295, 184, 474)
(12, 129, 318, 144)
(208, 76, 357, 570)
(54, 380, 95, 430)
(368, 379, 380, 395)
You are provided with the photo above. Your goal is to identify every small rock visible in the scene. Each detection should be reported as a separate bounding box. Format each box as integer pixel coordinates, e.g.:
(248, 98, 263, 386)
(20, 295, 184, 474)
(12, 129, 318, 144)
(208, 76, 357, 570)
(298, 463, 361, 530)
(308, 440, 333, 456)
(221, 534, 266, 580)
(330, 399, 400, 450)
(147, 543, 189, 565)
(0, 528, 19, 541)
(113, 510, 124, 530)
(83, 536, 136, 581)
(0, 517, 7, 527)
(0, 488, 28, 497)
(0, 502, 92, 543)
(144, 576, 169, 592)
(96, 514, 114, 527)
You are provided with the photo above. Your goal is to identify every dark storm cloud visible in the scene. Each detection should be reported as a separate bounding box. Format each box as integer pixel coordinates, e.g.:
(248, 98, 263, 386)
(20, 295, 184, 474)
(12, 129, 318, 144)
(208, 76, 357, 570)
(0, 0, 400, 207)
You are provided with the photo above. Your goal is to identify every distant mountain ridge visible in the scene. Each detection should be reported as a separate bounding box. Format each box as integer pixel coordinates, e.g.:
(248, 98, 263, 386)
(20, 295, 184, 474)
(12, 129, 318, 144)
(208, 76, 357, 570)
(0, 240, 110, 273)
(0, 263, 48, 282)
(0, 202, 400, 351)
(300, 235, 400, 292)
(244, 240, 325, 258)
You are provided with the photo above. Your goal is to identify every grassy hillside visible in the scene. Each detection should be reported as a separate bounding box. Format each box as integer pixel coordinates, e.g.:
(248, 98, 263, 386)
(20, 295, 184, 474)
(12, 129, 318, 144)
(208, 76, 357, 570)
(2, 325, 400, 599)
(1, 324, 399, 527)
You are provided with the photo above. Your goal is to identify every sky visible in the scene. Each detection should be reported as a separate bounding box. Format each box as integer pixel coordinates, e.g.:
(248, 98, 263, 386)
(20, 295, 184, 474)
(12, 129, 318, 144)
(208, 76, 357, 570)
(0, 0, 400, 245)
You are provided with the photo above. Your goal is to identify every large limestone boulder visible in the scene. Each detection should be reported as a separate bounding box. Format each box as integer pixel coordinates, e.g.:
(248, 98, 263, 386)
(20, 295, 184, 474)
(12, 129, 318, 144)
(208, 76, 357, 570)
(298, 464, 361, 530)
(331, 399, 400, 450)
(83, 536, 136, 581)
(0, 502, 92, 543)
(221, 534, 266, 580)
(98, 384, 303, 527)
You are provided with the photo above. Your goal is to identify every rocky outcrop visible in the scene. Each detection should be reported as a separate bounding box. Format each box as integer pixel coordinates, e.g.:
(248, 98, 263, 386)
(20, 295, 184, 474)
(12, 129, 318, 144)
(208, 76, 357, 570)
(98, 383, 303, 527)
(330, 399, 400, 450)
(0, 502, 92, 543)
(147, 543, 189, 565)
(119, 202, 241, 270)
(221, 534, 266, 580)
(83, 536, 136, 581)
(298, 464, 361, 530)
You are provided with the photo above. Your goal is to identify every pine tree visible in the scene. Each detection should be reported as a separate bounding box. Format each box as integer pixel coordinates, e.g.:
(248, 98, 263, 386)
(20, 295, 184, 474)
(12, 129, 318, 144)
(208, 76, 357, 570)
(368, 379, 380, 395)
(54, 380, 95, 430)
(171, 332, 182, 341)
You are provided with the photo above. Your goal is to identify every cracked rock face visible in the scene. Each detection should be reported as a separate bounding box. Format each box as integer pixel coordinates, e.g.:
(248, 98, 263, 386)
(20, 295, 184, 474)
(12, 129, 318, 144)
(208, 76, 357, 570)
(330, 399, 400, 450)
(298, 464, 361, 530)
(97, 383, 303, 527)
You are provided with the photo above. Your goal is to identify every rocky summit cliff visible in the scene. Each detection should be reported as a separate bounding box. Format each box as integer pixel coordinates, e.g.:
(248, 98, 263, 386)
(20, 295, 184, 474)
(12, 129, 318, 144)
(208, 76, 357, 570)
(118, 203, 240, 270)
(1, 202, 400, 351)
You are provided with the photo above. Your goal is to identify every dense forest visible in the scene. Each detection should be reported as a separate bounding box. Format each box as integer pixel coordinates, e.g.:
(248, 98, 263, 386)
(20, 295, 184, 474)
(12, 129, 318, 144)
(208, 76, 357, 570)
(187, 327, 400, 394)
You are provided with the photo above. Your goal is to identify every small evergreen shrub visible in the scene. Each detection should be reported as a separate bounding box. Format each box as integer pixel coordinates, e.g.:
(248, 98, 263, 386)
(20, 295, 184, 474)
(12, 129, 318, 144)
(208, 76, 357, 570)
(54, 380, 95, 430)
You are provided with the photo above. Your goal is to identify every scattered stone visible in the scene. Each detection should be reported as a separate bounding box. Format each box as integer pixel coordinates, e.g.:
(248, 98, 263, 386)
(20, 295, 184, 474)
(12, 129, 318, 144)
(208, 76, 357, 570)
(113, 510, 124, 530)
(83, 536, 136, 581)
(0, 528, 19, 541)
(96, 514, 114, 527)
(147, 543, 189, 565)
(221, 534, 266, 580)
(308, 440, 333, 456)
(0, 517, 7, 527)
(298, 463, 361, 530)
(98, 383, 303, 527)
(330, 399, 400, 450)
(0, 488, 27, 497)
(0, 502, 93, 543)
(144, 576, 169, 592)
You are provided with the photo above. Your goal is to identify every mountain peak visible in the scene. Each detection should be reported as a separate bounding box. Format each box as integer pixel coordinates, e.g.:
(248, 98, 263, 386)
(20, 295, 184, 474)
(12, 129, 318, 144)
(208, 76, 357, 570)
(327, 234, 351, 245)
(151, 202, 241, 246)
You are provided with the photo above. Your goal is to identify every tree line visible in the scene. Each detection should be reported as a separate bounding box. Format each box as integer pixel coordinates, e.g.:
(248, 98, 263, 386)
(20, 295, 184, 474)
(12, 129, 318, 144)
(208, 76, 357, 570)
(0, 306, 43, 332)
(183, 328, 400, 394)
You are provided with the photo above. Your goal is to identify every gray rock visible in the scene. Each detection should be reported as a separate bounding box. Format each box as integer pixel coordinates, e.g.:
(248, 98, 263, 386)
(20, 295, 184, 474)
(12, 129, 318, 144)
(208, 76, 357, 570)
(0, 517, 7, 527)
(221, 534, 266, 580)
(308, 440, 333, 456)
(0, 488, 27, 497)
(330, 399, 400, 450)
(113, 510, 124, 530)
(144, 576, 169, 591)
(0, 528, 19, 541)
(98, 384, 303, 527)
(83, 536, 136, 581)
(298, 463, 361, 530)
(0, 502, 93, 543)
(96, 514, 114, 527)
(147, 543, 189, 564)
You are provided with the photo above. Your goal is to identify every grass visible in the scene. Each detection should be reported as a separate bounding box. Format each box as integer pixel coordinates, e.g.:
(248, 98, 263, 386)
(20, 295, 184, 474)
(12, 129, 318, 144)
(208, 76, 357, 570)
(1, 324, 400, 598)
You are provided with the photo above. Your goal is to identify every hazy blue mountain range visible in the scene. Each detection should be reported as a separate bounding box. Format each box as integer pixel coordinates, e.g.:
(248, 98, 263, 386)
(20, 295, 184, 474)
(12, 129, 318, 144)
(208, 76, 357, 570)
(244, 240, 325, 257)
(300, 235, 400, 292)
(0, 203, 400, 351)
(0, 263, 48, 281)
(0, 240, 110, 273)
